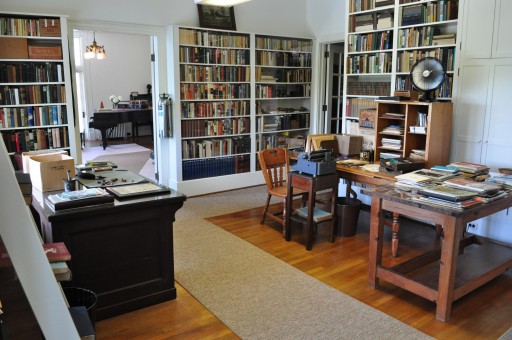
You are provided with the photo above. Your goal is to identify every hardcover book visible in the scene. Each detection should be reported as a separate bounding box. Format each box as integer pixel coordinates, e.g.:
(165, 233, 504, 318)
(296, 207, 332, 223)
(443, 178, 502, 194)
(43, 242, 71, 262)
(46, 188, 114, 211)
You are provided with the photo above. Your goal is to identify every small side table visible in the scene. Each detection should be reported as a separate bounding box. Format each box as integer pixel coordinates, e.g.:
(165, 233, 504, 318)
(285, 171, 339, 250)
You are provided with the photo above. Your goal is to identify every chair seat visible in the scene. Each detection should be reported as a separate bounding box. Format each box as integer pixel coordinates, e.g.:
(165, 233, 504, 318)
(268, 186, 308, 198)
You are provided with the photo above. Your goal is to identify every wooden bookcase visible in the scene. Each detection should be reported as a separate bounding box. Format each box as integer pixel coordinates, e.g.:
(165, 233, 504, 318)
(0, 12, 77, 167)
(343, 0, 461, 135)
(254, 34, 312, 159)
(374, 100, 452, 168)
(170, 26, 314, 195)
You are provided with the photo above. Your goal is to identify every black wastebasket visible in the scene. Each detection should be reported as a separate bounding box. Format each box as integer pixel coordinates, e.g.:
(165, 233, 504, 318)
(63, 287, 97, 328)
(336, 197, 362, 237)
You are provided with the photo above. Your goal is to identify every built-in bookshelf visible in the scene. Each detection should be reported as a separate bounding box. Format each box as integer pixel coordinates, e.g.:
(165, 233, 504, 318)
(177, 27, 251, 181)
(254, 34, 312, 160)
(343, 0, 460, 135)
(0, 12, 76, 164)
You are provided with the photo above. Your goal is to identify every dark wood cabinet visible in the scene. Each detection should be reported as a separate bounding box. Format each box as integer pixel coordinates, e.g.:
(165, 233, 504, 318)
(31, 190, 186, 321)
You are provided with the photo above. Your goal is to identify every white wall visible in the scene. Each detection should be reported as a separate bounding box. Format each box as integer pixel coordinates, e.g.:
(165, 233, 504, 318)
(306, 0, 346, 42)
(1, 0, 312, 37)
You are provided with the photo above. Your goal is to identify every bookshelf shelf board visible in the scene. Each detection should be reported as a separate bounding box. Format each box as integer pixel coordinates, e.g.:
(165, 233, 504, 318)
(183, 152, 251, 161)
(181, 115, 250, 120)
(254, 48, 312, 54)
(0, 82, 65, 86)
(349, 5, 394, 15)
(379, 132, 405, 137)
(0, 58, 63, 63)
(179, 44, 249, 51)
(181, 98, 250, 102)
(257, 128, 309, 135)
(182, 133, 251, 140)
(255, 96, 310, 100)
(348, 28, 394, 37)
(255, 82, 311, 85)
(347, 49, 393, 55)
(0, 124, 68, 130)
(0, 35, 61, 41)
(346, 94, 380, 98)
(399, 19, 458, 30)
(0, 103, 67, 108)
(180, 81, 250, 84)
(397, 44, 457, 52)
(257, 111, 309, 116)
(179, 62, 250, 67)
(347, 72, 393, 76)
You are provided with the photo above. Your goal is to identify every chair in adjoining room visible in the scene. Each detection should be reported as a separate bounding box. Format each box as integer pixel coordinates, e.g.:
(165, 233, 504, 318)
(258, 148, 307, 236)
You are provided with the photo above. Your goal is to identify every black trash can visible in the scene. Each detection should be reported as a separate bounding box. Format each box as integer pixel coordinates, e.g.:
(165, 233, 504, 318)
(336, 197, 362, 237)
(63, 287, 97, 328)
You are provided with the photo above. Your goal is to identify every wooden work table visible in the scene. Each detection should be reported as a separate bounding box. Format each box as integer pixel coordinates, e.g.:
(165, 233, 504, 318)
(335, 163, 396, 198)
(365, 184, 512, 321)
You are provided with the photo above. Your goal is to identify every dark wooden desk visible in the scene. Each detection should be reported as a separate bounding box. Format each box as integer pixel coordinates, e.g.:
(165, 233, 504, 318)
(31, 188, 186, 321)
(366, 185, 512, 321)
(285, 172, 338, 250)
(89, 109, 153, 149)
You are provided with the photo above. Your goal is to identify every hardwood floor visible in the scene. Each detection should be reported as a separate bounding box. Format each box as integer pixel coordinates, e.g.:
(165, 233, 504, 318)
(96, 201, 512, 339)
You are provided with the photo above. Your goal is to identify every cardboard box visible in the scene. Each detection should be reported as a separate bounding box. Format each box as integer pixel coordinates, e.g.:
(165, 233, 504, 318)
(22, 150, 67, 173)
(0, 38, 28, 59)
(29, 153, 75, 192)
(40, 18, 61, 37)
(28, 44, 62, 60)
(336, 134, 363, 156)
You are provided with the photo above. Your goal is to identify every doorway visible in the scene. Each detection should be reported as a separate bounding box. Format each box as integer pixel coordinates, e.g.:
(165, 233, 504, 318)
(68, 21, 163, 181)
(320, 42, 344, 134)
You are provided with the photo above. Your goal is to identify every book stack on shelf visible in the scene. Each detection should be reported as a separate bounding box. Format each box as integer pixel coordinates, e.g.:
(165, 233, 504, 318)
(44, 242, 71, 281)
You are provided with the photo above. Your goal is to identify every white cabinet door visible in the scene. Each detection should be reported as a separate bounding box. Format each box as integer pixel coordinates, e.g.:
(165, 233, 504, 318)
(461, 0, 495, 59)
(452, 62, 491, 163)
(481, 62, 512, 169)
(493, 0, 512, 58)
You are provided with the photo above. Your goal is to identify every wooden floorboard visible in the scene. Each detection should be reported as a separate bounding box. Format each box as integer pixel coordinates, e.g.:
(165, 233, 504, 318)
(96, 201, 512, 339)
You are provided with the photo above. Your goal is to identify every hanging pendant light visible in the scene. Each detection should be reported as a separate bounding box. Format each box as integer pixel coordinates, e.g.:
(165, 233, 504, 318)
(84, 32, 106, 60)
(194, 0, 251, 6)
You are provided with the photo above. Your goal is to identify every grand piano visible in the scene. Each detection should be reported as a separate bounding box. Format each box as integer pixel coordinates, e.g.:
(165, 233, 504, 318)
(89, 108, 153, 149)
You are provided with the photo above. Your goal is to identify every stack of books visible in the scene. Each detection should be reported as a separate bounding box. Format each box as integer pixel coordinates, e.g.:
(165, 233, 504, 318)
(376, 12, 393, 29)
(443, 177, 502, 195)
(432, 33, 456, 46)
(409, 149, 426, 161)
(381, 125, 403, 135)
(45, 188, 114, 211)
(449, 161, 489, 176)
(381, 137, 402, 150)
(395, 170, 433, 190)
(354, 14, 375, 32)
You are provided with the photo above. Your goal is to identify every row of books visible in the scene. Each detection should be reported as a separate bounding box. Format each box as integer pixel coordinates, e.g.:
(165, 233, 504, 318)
(181, 117, 250, 138)
(180, 64, 250, 83)
(401, 1, 458, 26)
(179, 46, 250, 65)
(0, 84, 66, 105)
(397, 47, 455, 72)
(257, 114, 309, 132)
(179, 28, 249, 48)
(181, 136, 250, 159)
(1, 127, 68, 153)
(345, 97, 377, 118)
(347, 31, 393, 53)
(256, 51, 312, 68)
(256, 68, 312, 83)
(1, 105, 67, 128)
(256, 103, 308, 115)
(398, 26, 456, 49)
(347, 81, 391, 96)
(346, 52, 392, 74)
(350, 12, 394, 33)
(255, 83, 311, 99)
(0, 17, 61, 37)
(395, 74, 453, 98)
(180, 100, 249, 119)
(182, 155, 250, 180)
(0, 62, 64, 83)
(180, 83, 250, 101)
(255, 37, 312, 52)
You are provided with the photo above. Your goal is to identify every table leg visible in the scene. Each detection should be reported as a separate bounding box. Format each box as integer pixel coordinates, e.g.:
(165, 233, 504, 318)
(306, 184, 316, 251)
(285, 173, 293, 241)
(329, 185, 337, 243)
(435, 216, 461, 321)
(368, 196, 384, 288)
(391, 212, 400, 257)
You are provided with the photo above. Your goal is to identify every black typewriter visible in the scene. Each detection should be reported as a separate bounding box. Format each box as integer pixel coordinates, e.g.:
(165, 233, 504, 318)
(291, 150, 336, 176)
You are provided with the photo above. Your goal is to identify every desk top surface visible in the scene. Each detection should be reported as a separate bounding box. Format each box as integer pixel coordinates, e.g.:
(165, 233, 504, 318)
(364, 184, 512, 217)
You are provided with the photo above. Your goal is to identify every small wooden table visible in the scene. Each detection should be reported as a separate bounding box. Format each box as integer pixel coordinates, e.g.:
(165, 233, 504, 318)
(366, 184, 512, 321)
(285, 172, 339, 250)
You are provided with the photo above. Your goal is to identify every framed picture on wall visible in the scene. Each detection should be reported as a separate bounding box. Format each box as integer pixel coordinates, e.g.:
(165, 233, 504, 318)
(197, 5, 237, 31)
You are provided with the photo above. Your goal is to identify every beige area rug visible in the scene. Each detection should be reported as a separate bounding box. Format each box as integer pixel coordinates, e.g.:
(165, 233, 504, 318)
(174, 186, 432, 339)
